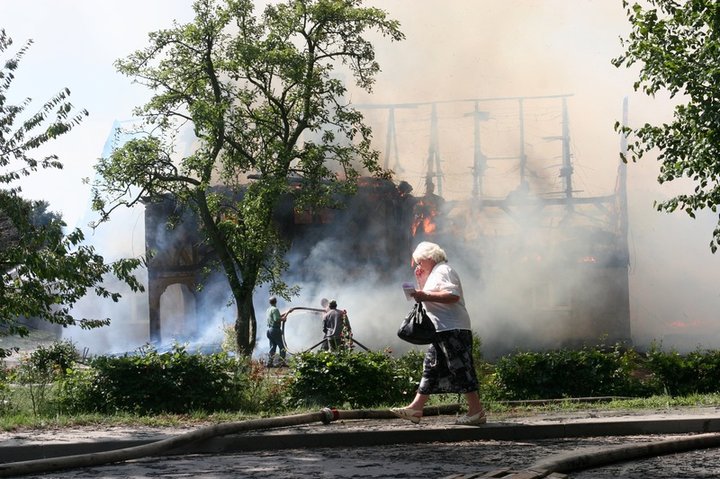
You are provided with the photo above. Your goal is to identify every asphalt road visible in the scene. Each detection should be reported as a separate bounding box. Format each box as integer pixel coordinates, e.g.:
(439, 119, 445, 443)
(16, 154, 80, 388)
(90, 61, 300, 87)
(4, 407, 720, 478)
(13, 435, 720, 478)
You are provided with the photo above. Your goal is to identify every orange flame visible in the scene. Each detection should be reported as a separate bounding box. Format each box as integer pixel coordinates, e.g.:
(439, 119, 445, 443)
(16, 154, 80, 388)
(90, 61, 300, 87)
(412, 198, 440, 236)
(422, 217, 436, 234)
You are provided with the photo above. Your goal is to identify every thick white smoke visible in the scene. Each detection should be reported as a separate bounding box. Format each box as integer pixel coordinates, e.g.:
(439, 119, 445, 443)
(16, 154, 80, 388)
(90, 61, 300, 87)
(6, 1, 720, 358)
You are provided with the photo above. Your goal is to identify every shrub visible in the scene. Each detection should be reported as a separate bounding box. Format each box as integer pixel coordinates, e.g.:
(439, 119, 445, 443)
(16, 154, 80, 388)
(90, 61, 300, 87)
(23, 340, 80, 377)
(645, 346, 720, 396)
(0, 363, 13, 414)
(58, 344, 244, 414)
(14, 340, 81, 415)
(493, 344, 656, 400)
(285, 350, 419, 409)
(234, 358, 287, 414)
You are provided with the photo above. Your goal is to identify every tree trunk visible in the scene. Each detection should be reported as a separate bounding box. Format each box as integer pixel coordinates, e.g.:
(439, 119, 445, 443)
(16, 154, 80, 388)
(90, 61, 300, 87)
(193, 190, 258, 356)
(234, 293, 256, 356)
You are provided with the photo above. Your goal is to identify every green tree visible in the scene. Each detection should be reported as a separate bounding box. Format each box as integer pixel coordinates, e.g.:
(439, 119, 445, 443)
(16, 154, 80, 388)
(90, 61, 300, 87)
(0, 29, 144, 357)
(613, 0, 720, 251)
(91, 0, 403, 355)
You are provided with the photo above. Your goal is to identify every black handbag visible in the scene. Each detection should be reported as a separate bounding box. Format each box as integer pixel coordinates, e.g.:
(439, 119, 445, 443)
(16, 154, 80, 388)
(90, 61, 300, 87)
(397, 302, 436, 345)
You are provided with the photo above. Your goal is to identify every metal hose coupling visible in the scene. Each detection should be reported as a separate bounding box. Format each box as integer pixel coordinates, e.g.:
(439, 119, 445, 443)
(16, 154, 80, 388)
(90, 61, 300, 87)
(320, 407, 339, 424)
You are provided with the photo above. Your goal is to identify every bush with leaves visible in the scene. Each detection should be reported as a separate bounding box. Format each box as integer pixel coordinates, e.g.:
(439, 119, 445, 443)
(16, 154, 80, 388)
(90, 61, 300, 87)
(58, 344, 245, 414)
(14, 340, 81, 415)
(285, 350, 419, 409)
(22, 340, 80, 377)
(645, 345, 720, 397)
(232, 358, 288, 414)
(0, 363, 13, 414)
(493, 344, 658, 400)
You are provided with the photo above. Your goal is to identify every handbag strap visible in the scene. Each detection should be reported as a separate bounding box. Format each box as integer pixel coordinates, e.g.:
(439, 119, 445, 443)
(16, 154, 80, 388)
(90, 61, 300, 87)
(414, 301, 427, 322)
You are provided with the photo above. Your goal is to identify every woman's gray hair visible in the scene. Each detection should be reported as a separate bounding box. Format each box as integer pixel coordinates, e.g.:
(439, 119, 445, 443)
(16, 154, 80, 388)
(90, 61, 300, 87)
(412, 241, 448, 265)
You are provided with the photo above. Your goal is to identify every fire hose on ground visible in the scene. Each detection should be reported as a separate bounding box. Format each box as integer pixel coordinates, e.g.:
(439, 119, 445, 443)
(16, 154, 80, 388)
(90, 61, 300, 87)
(0, 405, 460, 478)
(3, 402, 720, 478)
(443, 433, 720, 479)
(528, 432, 720, 477)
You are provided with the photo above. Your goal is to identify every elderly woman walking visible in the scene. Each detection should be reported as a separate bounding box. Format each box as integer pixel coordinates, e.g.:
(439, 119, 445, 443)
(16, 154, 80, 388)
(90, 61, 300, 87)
(391, 241, 486, 425)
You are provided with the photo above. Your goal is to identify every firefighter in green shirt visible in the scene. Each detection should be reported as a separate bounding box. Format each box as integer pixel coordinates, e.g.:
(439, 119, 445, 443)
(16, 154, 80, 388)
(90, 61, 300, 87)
(266, 296, 286, 367)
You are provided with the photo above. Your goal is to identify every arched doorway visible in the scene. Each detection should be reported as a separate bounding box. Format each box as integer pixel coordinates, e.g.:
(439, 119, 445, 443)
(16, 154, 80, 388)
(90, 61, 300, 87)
(159, 283, 197, 343)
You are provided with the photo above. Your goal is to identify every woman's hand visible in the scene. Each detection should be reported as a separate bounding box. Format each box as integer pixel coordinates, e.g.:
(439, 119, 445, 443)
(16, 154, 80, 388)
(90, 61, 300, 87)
(414, 264, 430, 289)
(410, 289, 425, 302)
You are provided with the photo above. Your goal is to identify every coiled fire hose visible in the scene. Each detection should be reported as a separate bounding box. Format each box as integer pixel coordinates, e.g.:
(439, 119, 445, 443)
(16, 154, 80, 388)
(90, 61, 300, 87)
(279, 307, 325, 354)
(0, 405, 460, 477)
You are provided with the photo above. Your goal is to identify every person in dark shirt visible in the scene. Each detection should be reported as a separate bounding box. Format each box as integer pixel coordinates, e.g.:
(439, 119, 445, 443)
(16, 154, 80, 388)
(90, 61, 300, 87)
(321, 299, 344, 351)
(396, 180, 417, 252)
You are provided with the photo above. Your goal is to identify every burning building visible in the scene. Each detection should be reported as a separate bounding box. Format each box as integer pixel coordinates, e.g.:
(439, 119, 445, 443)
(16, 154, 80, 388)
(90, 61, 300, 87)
(142, 95, 632, 358)
(142, 178, 414, 344)
(143, 172, 631, 357)
(467, 182, 631, 357)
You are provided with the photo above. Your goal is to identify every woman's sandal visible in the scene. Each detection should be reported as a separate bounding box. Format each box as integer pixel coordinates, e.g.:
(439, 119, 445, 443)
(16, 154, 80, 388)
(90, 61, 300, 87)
(454, 411, 487, 426)
(389, 407, 423, 424)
